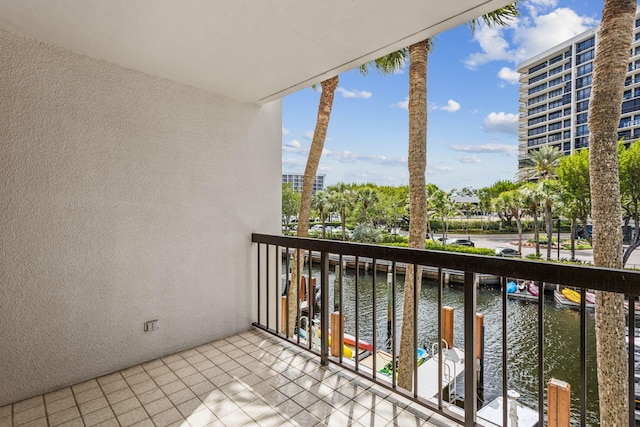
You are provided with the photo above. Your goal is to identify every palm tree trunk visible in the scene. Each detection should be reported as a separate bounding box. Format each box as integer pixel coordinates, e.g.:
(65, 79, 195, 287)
(588, 0, 635, 423)
(545, 200, 552, 260)
(533, 209, 541, 257)
(398, 39, 429, 392)
(288, 76, 339, 336)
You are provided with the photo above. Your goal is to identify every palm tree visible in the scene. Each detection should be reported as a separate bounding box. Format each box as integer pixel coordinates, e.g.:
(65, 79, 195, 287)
(520, 183, 543, 257)
(588, 0, 636, 423)
(327, 183, 354, 241)
(311, 191, 328, 239)
(356, 187, 379, 223)
(397, 5, 518, 391)
(537, 179, 561, 260)
(517, 145, 563, 182)
(518, 146, 562, 259)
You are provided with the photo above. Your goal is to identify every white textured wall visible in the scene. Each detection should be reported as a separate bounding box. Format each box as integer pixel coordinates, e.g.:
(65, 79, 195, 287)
(0, 29, 281, 405)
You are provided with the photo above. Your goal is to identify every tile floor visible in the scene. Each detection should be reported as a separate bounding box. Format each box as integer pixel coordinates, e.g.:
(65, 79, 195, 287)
(0, 328, 461, 427)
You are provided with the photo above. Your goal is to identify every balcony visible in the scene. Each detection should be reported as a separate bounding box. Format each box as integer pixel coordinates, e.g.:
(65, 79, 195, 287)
(1, 328, 457, 427)
(253, 233, 640, 426)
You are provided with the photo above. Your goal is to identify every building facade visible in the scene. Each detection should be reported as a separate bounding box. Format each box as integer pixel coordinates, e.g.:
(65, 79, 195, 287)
(282, 173, 325, 194)
(517, 13, 640, 168)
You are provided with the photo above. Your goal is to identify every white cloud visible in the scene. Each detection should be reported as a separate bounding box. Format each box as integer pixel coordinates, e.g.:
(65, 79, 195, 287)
(303, 131, 314, 140)
(484, 112, 519, 135)
(454, 155, 481, 164)
(282, 139, 308, 154)
(431, 99, 461, 112)
(336, 87, 373, 99)
(428, 164, 455, 173)
(394, 97, 409, 110)
(324, 149, 406, 165)
(284, 140, 301, 149)
(464, 6, 598, 69)
(282, 158, 305, 168)
(498, 67, 519, 85)
(282, 127, 291, 136)
(450, 143, 518, 156)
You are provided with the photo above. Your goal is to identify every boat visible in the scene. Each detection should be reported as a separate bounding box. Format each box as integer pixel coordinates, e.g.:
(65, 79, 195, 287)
(553, 288, 595, 310)
(562, 288, 581, 304)
(507, 280, 539, 302)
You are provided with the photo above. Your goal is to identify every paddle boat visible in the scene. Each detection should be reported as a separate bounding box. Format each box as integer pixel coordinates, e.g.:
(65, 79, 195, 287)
(507, 280, 540, 302)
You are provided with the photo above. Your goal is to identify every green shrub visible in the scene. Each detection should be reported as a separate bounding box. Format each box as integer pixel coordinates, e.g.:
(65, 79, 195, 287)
(384, 241, 494, 256)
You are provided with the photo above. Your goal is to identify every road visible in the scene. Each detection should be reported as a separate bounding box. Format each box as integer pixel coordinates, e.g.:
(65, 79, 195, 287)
(441, 232, 640, 269)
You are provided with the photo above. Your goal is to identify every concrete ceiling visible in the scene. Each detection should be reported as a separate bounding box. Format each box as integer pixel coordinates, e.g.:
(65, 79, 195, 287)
(0, 0, 511, 104)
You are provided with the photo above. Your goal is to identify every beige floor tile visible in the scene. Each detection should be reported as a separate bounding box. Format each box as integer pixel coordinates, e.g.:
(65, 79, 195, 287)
(0, 405, 11, 418)
(0, 416, 10, 427)
(168, 388, 197, 406)
(49, 406, 81, 426)
(192, 359, 215, 372)
(16, 417, 47, 427)
(144, 396, 174, 416)
(13, 405, 45, 426)
(151, 407, 183, 427)
(174, 366, 197, 379)
(116, 407, 148, 427)
(44, 388, 73, 404)
(160, 380, 187, 396)
(78, 396, 109, 416)
(74, 387, 104, 404)
(137, 387, 165, 405)
(92, 418, 119, 427)
(185, 407, 216, 426)
(146, 365, 172, 378)
(141, 359, 164, 371)
(97, 372, 123, 386)
(124, 372, 151, 386)
(100, 378, 128, 395)
(161, 354, 184, 365)
(82, 406, 115, 427)
(111, 396, 141, 416)
(217, 407, 252, 426)
(72, 379, 100, 395)
(155, 372, 180, 386)
(130, 379, 157, 396)
(105, 387, 134, 405)
(45, 396, 76, 415)
(189, 379, 215, 396)
(13, 396, 43, 414)
(55, 417, 84, 427)
(176, 397, 206, 418)
(120, 365, 145, 378)
(130, 419, 155, 427)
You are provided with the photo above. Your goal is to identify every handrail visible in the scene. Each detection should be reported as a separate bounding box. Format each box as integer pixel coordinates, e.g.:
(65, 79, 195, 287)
(252, 233, 640, 426)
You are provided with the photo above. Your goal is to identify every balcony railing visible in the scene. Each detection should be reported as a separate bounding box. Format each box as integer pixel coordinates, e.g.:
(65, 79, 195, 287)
(252, 233, 640, 426)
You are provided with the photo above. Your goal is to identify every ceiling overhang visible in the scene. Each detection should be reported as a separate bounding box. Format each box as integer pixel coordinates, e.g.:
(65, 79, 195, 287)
(0, 0, 512, 104)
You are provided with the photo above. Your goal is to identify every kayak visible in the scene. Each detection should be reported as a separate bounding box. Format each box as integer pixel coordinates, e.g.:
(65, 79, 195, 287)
(562, 288, 581, 304)
(527, 282, 539, 297)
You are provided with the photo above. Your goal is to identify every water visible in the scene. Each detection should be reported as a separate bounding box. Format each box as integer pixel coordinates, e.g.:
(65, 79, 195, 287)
(313, 265, 602, 425)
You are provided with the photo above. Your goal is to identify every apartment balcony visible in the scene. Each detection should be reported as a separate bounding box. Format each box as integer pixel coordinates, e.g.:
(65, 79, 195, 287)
(1, 328, 456, 427)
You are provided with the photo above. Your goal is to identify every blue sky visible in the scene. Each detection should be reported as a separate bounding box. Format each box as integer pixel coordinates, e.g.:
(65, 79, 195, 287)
(282, 0, 609, 192)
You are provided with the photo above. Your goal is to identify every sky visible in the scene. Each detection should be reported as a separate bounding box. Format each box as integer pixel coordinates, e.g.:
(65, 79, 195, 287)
(281, 0, 608, 192)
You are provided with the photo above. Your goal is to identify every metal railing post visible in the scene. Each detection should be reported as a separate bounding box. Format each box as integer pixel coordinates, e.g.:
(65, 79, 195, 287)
(320, 251, 329, 366)
(464, 271, 477, 426)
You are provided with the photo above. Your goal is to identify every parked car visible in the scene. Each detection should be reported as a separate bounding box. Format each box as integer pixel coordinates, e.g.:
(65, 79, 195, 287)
(575, 224, 592, 239)
(445, 238, 474, 247)
(495, 247, 520, 257)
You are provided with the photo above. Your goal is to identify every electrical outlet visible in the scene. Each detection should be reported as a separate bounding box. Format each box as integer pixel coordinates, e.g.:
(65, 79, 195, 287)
(144, 320, 159, 332)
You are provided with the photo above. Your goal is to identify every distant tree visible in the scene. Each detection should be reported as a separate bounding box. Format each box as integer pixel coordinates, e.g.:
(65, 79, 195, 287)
(619, 139, 640, 265)
(282, 183, 300, 235)
(311, 191, 329, 239)
(351, 223, 382, 244)
(355, 187, 380, 223)
(429, 189, 457, 243)
(327, 183, 354, 241)
(537, 179, 561, 260)
(491, 190, 526, 255)
(520, 183, 543, 257)
(478, 180, 520, 225)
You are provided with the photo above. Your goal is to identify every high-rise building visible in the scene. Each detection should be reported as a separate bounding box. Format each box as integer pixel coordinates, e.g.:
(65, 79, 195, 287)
(282, 173, 325, 194)
(517, 14, 640, 169)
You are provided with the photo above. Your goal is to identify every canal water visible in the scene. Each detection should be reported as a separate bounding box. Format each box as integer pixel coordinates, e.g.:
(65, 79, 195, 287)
(312, 265, 602, 426)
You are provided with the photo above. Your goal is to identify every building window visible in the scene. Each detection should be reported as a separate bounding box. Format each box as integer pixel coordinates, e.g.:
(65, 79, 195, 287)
(528, 72, 548, 84)
(528, 115, 547, 126)
(548, 77, 563, 87)
(549, 121, 562, 131)
(549, 111, 562, 120)
(549, 99, 563, 109)
(549, 88, 563, 98)
(528, 125, 547, 136)
(576, 87, 591, 101)
(576, 124, 589, 136)
(575, 137, 589, 149)
(576, 75, 592, 88)
(576, 49, 594, 65)
(528, 62, 548, 74)
(548, 132, 563, 142)
(528, 94, 548, 105)
(577, 63, 593, 76)
(528, 82, 548, 95)
(576, 112, 588, 125)
(564, 108, 572, 116)
(576, 37, 595, 53)
(548, 65, 563, 76)
(564, 130, 571, 139)
(528, 105, 547, 115)
(549, 54, 564, 65)
(624, 89, 632, 99)
(528, 136, 547, 146)
(576, 100, 590, 112)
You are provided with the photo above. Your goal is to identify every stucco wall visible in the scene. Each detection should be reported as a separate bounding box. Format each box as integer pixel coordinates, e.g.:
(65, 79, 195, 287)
(0, 29, 281, 405)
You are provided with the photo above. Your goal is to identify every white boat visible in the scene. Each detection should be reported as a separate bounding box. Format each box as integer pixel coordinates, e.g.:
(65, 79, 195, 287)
(477, 390, 539, 427)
